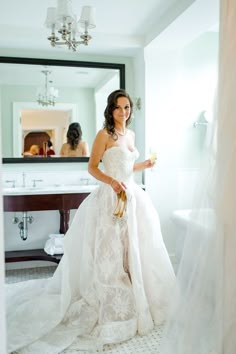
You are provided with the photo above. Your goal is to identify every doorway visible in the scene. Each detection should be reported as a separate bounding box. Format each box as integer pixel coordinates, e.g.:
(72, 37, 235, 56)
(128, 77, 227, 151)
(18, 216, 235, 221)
(13, 102, 78, 157)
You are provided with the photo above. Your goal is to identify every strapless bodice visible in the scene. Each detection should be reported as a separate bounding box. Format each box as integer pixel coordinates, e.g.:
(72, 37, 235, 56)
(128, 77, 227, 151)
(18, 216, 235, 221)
(102, 146, 139, 181)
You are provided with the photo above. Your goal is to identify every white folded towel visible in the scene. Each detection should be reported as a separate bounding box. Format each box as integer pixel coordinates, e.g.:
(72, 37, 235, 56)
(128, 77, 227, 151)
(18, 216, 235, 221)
(44, 234, 64, 255)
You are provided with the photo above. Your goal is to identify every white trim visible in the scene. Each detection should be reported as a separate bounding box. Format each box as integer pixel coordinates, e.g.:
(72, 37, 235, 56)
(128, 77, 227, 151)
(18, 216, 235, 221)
(13, 102, 78, 157)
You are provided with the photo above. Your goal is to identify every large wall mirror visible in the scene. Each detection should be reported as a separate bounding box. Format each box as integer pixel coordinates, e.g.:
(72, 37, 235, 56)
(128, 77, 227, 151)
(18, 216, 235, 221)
(0, 57, 125, 163)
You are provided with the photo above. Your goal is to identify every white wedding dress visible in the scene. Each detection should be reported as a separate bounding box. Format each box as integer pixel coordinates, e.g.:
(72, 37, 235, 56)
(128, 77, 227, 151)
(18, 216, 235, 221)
(6, 146, 175, 354)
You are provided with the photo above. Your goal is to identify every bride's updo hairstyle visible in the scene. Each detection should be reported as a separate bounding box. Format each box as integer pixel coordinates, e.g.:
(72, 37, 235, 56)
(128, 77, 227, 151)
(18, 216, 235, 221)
(66, 122, 82, 150)
(104, 89, 133, 139)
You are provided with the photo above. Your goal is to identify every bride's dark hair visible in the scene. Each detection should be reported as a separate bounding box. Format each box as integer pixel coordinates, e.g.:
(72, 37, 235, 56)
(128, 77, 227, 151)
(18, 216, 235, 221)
(103, 89, 133, 139)
(66, 122, 82, 150)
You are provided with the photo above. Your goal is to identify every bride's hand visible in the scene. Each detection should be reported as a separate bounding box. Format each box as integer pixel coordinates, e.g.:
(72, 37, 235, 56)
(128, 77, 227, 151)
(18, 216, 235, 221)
(144, 158, 156, 169)
(110, 179, 126, 193)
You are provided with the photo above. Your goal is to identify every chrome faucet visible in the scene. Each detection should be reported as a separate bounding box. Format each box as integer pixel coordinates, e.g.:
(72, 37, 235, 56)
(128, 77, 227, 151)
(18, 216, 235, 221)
(80, 177, 90, 185)
(5, 179, 16, 188)
(32, 179, 43, 188)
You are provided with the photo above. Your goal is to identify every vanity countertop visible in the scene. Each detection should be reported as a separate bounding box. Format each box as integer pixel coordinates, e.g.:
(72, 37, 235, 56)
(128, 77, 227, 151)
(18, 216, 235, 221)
(2, 184, 99, 196)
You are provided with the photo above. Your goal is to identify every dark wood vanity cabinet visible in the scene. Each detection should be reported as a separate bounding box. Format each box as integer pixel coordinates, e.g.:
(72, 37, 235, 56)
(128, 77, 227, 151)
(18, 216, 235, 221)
(4, 192, 89, 264)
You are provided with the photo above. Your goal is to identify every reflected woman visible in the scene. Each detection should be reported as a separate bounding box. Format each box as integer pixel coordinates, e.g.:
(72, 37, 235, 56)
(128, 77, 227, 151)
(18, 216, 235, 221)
(23, 144, 39, 157)
(60, 122, 89, 157)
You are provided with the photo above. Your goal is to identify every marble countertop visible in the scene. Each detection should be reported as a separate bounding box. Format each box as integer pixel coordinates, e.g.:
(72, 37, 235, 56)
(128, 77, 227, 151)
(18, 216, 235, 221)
(2, 184, 99, 196)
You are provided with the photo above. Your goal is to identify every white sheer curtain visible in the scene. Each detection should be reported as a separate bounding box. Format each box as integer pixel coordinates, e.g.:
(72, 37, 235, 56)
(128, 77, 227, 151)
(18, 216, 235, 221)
(0, 191, 7, 354)
(0, 97, 7, 353)
(160, 0, 236, 353)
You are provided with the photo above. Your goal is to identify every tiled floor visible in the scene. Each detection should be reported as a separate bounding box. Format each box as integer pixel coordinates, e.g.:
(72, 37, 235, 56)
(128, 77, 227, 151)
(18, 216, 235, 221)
(5, 265, 56, 284)
(60, 327, 164, 354)
(5, 266, 165, 354)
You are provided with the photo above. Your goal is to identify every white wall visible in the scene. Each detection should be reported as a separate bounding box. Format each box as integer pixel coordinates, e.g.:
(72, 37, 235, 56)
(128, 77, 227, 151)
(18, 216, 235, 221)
(144, 32, 219, 255)
(132, 50, 146, 161)
(95, 72, 120, 131)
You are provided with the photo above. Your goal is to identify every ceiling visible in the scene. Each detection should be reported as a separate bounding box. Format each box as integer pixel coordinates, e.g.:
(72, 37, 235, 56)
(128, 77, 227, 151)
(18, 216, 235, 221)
(0, 62, 119, 88)
(0, 0, 219, 57)
(0, 0, 219, 88)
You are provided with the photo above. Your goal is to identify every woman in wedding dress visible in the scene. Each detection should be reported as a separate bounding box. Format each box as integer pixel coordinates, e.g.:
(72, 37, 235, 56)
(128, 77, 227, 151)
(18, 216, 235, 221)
(6, 89, 175, 354)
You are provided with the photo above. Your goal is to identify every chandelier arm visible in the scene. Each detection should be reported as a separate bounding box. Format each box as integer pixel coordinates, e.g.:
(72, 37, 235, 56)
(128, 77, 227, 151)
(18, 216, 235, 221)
(45, 4, 95, 52)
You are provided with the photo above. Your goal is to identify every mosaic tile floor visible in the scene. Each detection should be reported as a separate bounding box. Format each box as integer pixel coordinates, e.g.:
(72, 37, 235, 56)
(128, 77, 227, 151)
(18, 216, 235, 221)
(5, 266, 57, 284)
(63, 327, 164, 354)
(5, 266, 165, 354)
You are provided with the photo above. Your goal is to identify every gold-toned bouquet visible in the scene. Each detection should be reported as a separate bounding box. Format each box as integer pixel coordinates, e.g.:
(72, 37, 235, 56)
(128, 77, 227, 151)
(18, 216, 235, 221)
(113, 190, 127, 218)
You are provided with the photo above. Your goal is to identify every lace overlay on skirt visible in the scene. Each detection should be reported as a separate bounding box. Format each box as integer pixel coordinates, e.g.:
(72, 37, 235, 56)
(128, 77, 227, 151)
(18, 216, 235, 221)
(6, 147, 175, 353)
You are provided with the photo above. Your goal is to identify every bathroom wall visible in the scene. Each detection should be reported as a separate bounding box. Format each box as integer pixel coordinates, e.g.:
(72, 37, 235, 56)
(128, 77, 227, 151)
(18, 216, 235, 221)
(144, 32, 219, 256)
(132, 50, 146, 161)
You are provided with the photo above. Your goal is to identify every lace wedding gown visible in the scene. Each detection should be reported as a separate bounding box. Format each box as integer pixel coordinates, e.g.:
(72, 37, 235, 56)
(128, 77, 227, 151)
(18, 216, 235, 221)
(6, 146, 175, 354)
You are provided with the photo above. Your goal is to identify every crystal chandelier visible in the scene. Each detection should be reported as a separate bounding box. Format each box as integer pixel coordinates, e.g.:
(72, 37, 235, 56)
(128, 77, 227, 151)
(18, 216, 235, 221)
(37, 70, 58, 107)
(45, 0, 96, 52)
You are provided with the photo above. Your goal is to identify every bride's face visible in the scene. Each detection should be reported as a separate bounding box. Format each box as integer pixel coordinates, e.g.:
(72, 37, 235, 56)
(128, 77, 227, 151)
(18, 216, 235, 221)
(113, 97, 131, 126)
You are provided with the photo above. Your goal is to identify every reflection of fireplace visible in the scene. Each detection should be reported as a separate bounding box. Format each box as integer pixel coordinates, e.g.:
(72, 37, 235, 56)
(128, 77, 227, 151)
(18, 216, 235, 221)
(24, 131, 51, 154)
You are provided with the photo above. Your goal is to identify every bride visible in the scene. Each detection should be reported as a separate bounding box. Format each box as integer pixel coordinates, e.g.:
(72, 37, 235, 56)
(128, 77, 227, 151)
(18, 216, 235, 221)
(6, 89, 175, 353)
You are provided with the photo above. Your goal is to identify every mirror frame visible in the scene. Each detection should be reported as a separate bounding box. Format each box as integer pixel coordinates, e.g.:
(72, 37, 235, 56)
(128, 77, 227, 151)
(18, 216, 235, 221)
(0, 56, 125, 164)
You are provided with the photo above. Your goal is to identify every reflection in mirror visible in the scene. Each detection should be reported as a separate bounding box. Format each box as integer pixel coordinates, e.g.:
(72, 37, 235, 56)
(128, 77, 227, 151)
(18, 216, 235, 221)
(60, 122, 89, 157)
(0, 57, 125, 161)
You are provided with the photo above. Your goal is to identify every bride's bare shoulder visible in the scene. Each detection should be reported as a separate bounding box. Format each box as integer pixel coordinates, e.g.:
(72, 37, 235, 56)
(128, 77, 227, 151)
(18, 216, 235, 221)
(97, 128, 109, 137)
(95, 129, 110, 141)
(92, 129, 111, 147)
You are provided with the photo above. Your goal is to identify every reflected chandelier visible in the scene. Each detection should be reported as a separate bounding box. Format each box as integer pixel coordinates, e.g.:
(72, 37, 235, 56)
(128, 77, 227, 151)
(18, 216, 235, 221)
(45, 0, 96, 52)
(37, 70, 58, 107)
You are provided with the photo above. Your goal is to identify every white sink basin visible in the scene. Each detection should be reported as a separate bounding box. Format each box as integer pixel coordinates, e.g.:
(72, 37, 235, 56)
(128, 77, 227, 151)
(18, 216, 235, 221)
(3, 184, 98, 196)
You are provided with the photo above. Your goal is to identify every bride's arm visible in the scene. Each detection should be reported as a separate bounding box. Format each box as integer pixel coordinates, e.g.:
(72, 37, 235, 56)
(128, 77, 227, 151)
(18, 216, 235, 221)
(131, 131, 156, 171)
(88, 130, 126, 193)
(88, 130, 112, 184)
(133, 160, 154, 172)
